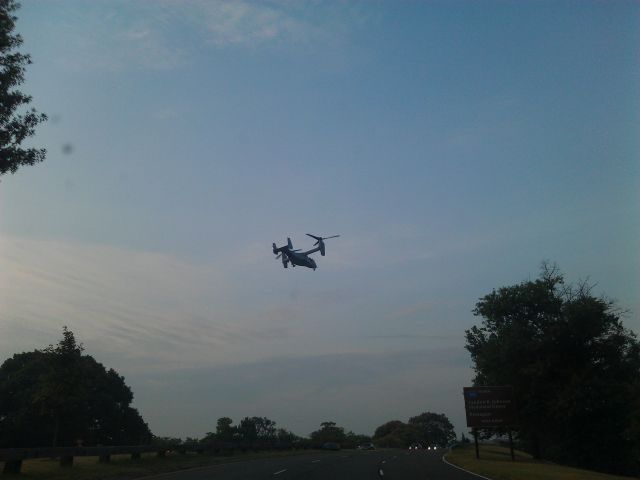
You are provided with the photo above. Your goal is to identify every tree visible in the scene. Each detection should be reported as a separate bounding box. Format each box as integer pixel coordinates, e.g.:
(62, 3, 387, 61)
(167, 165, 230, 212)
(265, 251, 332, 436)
(408, 412, 455, 447)
(310, 421, 346, 445)
(343, 431, 372, 449)
(0, 327, 151, 447)
(465, 263, 640, 475)
(373, 420, 417, 448)
(235, 416, 277, 443)
(0, 0, 47, 176)
(276, 428, 301, 444)
(151, 436, 183, 447)
(215, 416, 235, 442)
(374, 420, 405, 439)
(373, 414, 454, 448)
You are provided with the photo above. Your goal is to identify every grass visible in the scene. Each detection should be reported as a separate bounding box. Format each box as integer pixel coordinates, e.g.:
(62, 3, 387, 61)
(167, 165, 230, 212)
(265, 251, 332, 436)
(444, 444, 637, 480)
(2, 449, 325, 479)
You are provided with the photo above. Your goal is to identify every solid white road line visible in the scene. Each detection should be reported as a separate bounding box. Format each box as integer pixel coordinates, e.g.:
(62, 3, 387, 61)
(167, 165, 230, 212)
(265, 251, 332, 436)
(273, 469, 288, 475)
(311, 460, 320, 463)
(441, 454, 493, 479)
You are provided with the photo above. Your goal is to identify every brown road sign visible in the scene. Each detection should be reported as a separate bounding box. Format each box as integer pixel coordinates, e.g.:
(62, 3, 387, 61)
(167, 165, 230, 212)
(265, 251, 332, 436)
(463, 386, 516, 428)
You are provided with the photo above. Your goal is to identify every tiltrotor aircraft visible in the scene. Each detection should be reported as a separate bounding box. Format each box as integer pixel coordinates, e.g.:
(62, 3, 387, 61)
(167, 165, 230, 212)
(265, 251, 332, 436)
(272, 234, 340, 270)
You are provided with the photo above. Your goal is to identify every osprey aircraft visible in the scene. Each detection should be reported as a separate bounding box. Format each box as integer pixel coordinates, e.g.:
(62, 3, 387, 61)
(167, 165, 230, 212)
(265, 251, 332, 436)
(272, 234, 339, 270)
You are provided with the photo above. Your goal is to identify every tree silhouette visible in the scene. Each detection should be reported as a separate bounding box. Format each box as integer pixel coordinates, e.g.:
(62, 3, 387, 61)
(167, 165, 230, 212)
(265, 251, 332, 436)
(310, 421, 346, 444)
(0, 327, 151, 447)
(465, 262, 640, 475)
(0, 0, 47, 176)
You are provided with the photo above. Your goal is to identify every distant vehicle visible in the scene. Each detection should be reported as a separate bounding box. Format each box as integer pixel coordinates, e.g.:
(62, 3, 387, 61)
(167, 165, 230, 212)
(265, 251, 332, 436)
(322, 442, 341, 451)
(357, 442, 375, 450)
(427, 445, 438, 451)
(272, 234, 340, 270)
(408, 443, 423, 451)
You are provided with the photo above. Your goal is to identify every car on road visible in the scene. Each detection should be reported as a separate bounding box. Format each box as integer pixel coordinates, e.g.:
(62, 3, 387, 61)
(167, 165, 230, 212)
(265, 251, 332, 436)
(322, 442, 341, 451)
(357, 442, 375, 450)
(408, 443, 422, 451)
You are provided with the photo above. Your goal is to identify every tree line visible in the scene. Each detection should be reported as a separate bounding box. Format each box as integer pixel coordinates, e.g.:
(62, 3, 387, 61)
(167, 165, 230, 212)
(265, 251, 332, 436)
(152, 416, 457, 450)
(0, 326, 457, 450)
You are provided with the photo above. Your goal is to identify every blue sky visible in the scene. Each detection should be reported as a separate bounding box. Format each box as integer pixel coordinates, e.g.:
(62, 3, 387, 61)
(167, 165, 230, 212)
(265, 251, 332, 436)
(1, 0, 638, 438)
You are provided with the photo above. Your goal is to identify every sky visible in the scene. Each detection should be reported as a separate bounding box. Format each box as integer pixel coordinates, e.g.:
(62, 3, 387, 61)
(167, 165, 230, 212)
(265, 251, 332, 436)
(1, 0, 639, 439)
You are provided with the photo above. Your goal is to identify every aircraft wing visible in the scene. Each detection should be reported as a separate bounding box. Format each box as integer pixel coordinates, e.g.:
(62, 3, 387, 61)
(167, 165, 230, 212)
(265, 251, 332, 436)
(302, 246, 321, 256)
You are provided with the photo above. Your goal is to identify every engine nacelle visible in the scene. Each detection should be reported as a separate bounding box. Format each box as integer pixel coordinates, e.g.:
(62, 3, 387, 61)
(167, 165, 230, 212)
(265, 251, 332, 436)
(319, 240, 325, 256)
(272, 243, 278, 255)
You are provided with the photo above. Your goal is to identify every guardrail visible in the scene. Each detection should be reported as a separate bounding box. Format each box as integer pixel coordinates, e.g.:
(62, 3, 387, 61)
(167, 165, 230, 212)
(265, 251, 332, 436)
(0, 442, 302, 474)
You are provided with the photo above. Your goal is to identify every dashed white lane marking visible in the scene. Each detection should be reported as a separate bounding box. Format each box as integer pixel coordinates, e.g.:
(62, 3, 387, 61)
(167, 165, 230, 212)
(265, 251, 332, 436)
(312, 460, 320, 463)
(378, 468, 385, 476)
(382, 460, 386, 463)
(273, 469, 287, 475)
(441, 454, 493, 479)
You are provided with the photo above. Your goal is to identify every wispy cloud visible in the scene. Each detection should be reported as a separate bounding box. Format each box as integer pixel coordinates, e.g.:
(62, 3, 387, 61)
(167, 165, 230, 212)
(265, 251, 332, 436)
(387, 301, 435, 321)
(50, 4, 188, 71)
(186, 0, 336, 48)
(0, 235, 290, 372)
(44, 1, 365, 72)
(0, 233, 474, 437)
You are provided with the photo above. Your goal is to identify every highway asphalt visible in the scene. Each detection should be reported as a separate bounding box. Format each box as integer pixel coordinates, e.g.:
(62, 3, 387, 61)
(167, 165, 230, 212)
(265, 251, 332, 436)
(142, 449, 482, 479)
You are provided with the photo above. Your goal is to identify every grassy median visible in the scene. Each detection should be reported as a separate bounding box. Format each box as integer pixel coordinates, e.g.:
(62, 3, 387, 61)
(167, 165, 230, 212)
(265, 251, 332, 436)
(444, 444, 636, 480)
(2, 449, 326, 479)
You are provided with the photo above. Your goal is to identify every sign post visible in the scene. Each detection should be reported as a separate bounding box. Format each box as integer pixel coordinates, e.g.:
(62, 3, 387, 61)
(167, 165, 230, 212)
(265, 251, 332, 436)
(508, 430, 515, 461)
(463, 386, 516, 460)
(473, 428, 479, 460)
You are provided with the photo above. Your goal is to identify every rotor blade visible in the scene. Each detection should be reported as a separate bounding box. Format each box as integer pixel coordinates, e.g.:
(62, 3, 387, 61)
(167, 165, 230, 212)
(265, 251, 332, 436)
(275, 253, 282, 259)
(323, 235, 340, 239)
(306, 233, 321, 240)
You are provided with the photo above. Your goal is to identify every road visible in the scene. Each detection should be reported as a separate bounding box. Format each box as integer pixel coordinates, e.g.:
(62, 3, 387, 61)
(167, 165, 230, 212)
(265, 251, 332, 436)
(143, 449, 481, 480)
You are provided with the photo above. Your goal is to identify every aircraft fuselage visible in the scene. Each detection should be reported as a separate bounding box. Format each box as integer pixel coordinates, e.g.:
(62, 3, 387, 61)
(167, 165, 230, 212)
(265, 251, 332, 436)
(286, 250, 317, 269)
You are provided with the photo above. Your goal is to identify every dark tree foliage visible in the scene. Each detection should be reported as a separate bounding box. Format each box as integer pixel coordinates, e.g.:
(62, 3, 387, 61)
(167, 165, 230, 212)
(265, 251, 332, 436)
(408, 412, 456, 447)
(0, 327, 151, 447)
(0, 0, 47, 176)
(374, 420, 406, 439)
(373, 413, 455, 448)
(310, 421, 346, 445)
(202, 417, 302, 446)
(373, 420, 417, 447)
(343, 431, 371, 449)
(151, 436, 184, 446)
(465, 263, 640, 475)
(235, 416, 277, 443)
(276, 427, 302, 444)
(214, 416, 235, 442)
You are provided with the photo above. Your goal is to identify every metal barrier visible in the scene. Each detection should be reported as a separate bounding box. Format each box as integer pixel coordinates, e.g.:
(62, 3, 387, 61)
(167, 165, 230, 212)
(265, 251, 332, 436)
(0, 442, 301, 474)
